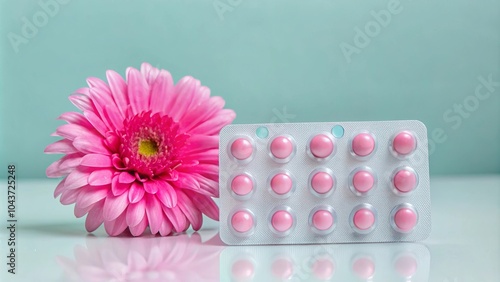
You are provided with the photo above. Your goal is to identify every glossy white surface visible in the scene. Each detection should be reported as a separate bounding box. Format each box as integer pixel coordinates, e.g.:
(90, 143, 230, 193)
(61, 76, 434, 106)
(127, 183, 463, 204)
(0, 176, 499, 281)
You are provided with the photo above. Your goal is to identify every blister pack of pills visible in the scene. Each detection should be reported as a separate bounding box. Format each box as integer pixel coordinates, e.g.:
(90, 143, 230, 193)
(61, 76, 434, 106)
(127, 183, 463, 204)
(219, 120, 431, 245)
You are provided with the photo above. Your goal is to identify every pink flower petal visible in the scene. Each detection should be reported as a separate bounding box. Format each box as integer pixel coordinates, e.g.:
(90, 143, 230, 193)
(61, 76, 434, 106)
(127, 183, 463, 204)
(103, 191, 129, 221)
(180, 95, 223, 132)
(106, 70, 129, 118)
(119, 172, 135, 183)
(129, 215, 148, 236)
(87, 87, 114, 129)
(69, 94, 94, 112)
(59, 153, 84, 170)
(126, 67, 150, 115)
(128, 182, 145, 204)
(104, 212, 128, 236)
(192, 174, 218, 197)
(84, 111, 110, 136)
(188, 164, 218, 177)
(45, 139, 79, 155)
(174, 172, 200, 192)
(54, 178, 67, 198)
(56, 124, 99, 141)
(111, 176, 130, 196)
(146, 194, 162, 234)
(183, 149, 218, 164)
(140, 62, 161, 86)
(73, 87, 90, 95)
(103, 104, 124, 130)
(182, 216, 190, 231)
(186, 191, 219, 221)
(140, 62, 153, 80)
(81, 154, 112, 168)
(178, 83, 207, 119)
(58, 112, 93, 128)
(177, 190, 202, 231)
(184, 135, 219, 153)
(159, 170, 179, 182)
(88, 169, 114, 186)
(106, 135, 120, 153)
(150, 70, 173, 114)
(87, 77, 110, 90)
(126, 199, 146, 227)
(74, 202, 95, 218)
(169, 76, 200, 121)
(172, 173, 216, 197)
(159, 216, 173, 236)
(143, 180, 161, 194)
(85, 200, 104, 232)
(156, 181, 177, 208)
(190, 109, 236, 135)
(60, 188, 81, 205)
(162, 205, 187, 233)
(46, 154, 82, 178)
(196, 85, 211, 105)
(64, 169, 91, 190)
(76, 185, 109, 209)
(73, 136, 111, 155)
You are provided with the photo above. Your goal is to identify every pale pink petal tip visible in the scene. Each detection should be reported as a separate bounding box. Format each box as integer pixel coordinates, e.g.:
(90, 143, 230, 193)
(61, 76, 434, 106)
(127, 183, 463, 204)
(45, 63, 235, 236)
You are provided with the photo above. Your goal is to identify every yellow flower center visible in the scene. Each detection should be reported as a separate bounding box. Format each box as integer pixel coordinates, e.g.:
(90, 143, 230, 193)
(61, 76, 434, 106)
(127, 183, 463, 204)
(138, 139, 159, 157)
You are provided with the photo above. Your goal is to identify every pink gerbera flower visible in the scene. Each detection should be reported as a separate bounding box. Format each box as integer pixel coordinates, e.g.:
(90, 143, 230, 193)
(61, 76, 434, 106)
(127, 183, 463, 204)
(45, 63, 235, 236)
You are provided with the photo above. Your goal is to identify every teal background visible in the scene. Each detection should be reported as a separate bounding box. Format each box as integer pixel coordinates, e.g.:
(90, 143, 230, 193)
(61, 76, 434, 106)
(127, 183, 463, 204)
(0, 0, 499, 178)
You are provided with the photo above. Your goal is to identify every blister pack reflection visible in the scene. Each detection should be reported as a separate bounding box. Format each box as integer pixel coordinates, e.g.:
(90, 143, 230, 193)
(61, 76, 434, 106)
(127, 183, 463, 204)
(221, 243, 430, 281)
(219, 121, 431, 245)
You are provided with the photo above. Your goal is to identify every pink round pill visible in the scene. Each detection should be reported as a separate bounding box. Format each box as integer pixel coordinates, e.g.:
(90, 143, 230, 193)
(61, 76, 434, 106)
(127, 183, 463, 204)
(312, 210, 334, 231)
(393, 169, 417, 193)
(231, 175, 253, 196)
(230, 138, 253, 160)
(352, 170, 374, 193)
(394, 254, 418, 278)
(231, 210, 254, 233)
(271, 210, 293, 232)
(312, 257, 335, 280)
(271, 173, 293, 195)
(270, 136, 294, 159)
(394, 208, 417, 232)
(393, 131, 416, 156)
(352, 133, 375, 157)
(311, 172, 334, 194)
(310, 134, 334, 158)
(353, 208, 375, 230)
(352, 257, 375, 279)
(231, 259, 255, 280)
(272, 258, 294, 279)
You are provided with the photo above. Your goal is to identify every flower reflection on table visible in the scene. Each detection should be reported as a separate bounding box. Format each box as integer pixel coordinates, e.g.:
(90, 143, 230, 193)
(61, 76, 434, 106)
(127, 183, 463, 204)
(57, 230, 222, 282)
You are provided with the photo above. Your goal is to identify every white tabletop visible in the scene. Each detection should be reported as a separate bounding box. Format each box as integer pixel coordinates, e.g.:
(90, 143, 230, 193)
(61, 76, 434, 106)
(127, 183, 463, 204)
(1, 175, 499, 281)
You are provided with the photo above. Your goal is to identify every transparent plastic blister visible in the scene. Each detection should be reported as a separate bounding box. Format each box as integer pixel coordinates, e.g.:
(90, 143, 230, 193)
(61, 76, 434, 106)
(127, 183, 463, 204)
(219, 120, 431, 245)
